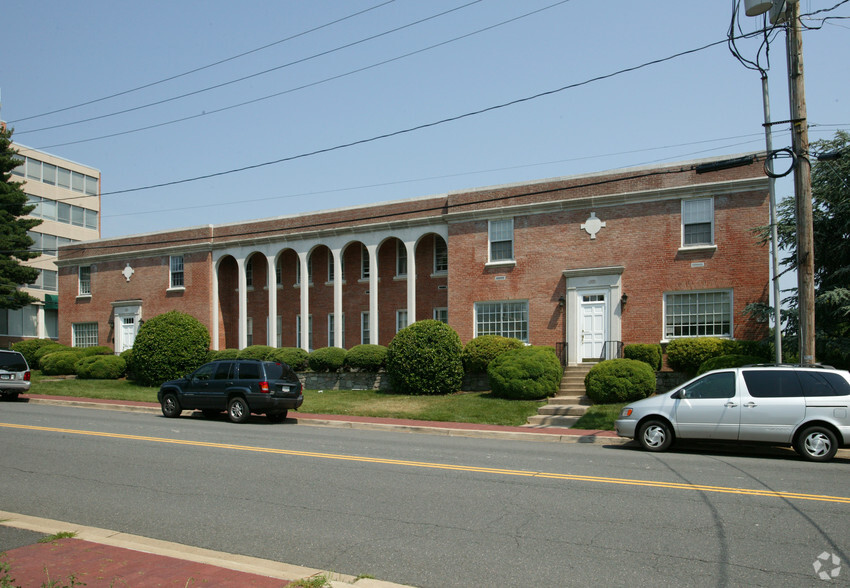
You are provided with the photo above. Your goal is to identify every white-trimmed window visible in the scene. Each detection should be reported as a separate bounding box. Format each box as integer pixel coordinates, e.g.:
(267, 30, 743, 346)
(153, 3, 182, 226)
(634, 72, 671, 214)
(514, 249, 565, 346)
(682, 198, 714, 247)
(78, 266, 91, 296)
(73, 322, 98, 348)
(295, 256, 313, 286)
(246, 317, 253, 347)
(489, 219, 514, 262)
(664, 290, 732, 339)
(433, 307, 448, 323)
(245, 258, 254, 288)
(328, 254, 335, 283)
(475, 300, 528, 342)
(276, 315, 283, 347)
(396, 310, 408, 333)
(361, 245, 370, 279)
(296, 314, 313, 350)
(328, 313, 345, 348)
(434, 236, 448, 274)
(396, 241, 408, 277)
(169, 255, 184, 288)
(361, 312, 370, 344)
(276, 261, 282, 286)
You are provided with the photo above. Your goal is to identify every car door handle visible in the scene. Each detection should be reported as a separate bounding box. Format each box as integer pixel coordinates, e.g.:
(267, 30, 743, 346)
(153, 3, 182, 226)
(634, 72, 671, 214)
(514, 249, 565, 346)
(724, 402, 738, 408)
(743, 402, 757, 408)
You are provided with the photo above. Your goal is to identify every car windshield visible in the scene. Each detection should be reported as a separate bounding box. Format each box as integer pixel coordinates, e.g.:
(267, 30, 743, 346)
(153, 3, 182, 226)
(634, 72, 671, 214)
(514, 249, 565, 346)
(0, 353, 28, 372)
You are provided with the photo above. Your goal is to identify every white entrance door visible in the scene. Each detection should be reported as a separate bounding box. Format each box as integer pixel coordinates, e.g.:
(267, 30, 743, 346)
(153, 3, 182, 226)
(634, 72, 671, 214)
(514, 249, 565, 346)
(580, 294, 606, 361)
(120, 317, 136, 353)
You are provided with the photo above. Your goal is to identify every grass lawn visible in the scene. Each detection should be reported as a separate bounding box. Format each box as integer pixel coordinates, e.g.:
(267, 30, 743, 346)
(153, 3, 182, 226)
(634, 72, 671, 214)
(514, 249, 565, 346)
(28, 372, 622, 430)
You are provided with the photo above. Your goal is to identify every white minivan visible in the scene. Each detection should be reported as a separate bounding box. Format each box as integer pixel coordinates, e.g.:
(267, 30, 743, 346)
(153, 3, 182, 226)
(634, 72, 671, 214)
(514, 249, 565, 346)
(615, 365, 850, 461)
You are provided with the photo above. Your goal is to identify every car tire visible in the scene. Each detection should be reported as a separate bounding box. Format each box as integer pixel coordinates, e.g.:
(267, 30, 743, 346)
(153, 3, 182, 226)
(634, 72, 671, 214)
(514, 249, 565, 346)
(161, 393, 182, 418)
(266, 410, 288, 424)
(794, 425, 838, 462)
(638, 419, 674, 452)
(228, 396, 250, 424)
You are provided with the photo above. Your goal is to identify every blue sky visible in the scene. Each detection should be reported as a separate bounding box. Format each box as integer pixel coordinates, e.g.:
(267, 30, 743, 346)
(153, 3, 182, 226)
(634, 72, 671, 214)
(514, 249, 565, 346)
(2, 0, 847, 243)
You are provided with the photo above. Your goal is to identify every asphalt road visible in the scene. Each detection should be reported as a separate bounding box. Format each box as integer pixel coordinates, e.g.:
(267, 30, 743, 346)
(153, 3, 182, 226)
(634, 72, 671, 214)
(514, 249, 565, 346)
(1, 402, 848, 587)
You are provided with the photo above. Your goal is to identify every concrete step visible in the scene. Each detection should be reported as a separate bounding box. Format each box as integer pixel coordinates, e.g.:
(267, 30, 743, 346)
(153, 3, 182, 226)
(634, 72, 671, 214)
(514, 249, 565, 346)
(536, 404, 588, 416)
(547, 395, 592, 406)
(525, 414, 583, 428)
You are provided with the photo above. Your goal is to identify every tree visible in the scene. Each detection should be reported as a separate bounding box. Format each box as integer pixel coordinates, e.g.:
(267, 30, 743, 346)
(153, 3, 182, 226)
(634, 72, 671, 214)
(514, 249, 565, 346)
(771, 131, 850, 365)
(0, 126, 41, 310)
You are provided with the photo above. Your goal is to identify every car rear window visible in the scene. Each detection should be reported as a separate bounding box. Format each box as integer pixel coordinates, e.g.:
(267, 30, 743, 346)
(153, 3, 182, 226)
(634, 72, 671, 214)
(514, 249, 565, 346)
(263, 362, 296, 381)
(742, 370, 804, 398)
(0, 352, 28, 372)
(237, 362, 261, 380)
(797, 370, 850, 397)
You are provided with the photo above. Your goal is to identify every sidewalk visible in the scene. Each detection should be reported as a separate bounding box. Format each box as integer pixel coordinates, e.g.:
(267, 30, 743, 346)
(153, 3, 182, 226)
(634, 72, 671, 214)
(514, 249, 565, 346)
(3, 394, 626, 587)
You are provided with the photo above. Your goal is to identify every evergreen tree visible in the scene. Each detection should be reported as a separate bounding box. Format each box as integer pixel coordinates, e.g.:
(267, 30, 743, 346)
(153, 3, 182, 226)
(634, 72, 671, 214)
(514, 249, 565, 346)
(0, 125, 41, 310)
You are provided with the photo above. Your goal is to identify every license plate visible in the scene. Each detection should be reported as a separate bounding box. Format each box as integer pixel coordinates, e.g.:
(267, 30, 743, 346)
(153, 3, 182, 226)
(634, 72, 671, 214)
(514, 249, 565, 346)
(0, 374, 12, 380)
(279, 385, 290, 393)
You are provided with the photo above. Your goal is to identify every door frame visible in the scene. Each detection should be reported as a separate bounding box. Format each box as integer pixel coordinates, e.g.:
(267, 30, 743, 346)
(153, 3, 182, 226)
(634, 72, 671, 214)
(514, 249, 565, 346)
(112, 300, 143, 354)
(579, 292, 609, 362)
(563, 266, 624, 366)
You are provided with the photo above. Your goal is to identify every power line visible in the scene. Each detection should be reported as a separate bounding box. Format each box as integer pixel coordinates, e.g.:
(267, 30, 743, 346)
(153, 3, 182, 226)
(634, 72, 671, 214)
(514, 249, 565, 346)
(6, 1, 396, 124)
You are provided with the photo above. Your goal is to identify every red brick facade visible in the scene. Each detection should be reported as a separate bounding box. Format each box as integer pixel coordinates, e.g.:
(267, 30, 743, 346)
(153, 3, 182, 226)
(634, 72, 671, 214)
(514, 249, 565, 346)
(56, 156, 769, 362)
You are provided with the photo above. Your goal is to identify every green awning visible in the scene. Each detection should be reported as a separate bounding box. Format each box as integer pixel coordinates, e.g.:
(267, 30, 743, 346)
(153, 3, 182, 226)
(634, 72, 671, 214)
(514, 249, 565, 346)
(44, 294, 58, 310)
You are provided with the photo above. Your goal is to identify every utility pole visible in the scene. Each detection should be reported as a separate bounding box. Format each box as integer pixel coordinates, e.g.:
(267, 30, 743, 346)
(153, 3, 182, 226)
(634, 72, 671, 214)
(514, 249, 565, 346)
(786, 1, 816, 365)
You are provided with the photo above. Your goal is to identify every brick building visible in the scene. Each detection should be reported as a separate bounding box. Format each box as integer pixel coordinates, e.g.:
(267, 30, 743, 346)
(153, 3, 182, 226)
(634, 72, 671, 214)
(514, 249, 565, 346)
(56, 154, 770, 365)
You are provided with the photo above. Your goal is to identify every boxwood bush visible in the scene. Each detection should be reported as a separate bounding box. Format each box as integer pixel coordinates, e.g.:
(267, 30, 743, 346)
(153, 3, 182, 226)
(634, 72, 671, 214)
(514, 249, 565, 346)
(11, 338, 57, 368)
(237, 345, 275, 360)
(487, 346, 562, 400)
(34, 343, 71, 369)
(584, 359, 656, 404)
(623, 343, 663, 371)
(130, 310, 210, 386)
(461, 335, 525, 373)
(208, 348, 239, 361)
(344, 344, 388, 371)
(120, 349, 136, 380)
(75, 355, 127, 379)
(268, 347, 309, 370)
(386, 320, 463, 395)
(666, 338, 770, 375)
(41, 350, 86, 376)
(308, 347, 347, 372)
(697, 354, 767, 375)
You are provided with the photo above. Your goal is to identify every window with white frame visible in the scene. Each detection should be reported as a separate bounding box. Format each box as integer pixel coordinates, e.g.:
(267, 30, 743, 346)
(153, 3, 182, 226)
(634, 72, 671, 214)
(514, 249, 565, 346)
(295, 256, 313, 286)
(78, 266, 91, 296)
(361, 245, 370, 279)
(682, 198, 714, 247)
(396, 241, 407, 277)
(328, 254, 335, 283)
(664, 290, 732, 338)
(276, 315, 282, 347)
(475, 301, 528, 342)
(296, 314, 313, 350)
(361, 312, 370, 344)
(245, 258, 254, 288)
(488, 219, 514, 262)
(328, 313, 345, 348)
(73, 322, 98, 348)
(276, 261, 282, 286)
(170, 255, 184, 288)
(433, 236, 448, 274)
(247, 317, 253, 346)
(396, 310, 408, 333)
(433, 307, 448, 323)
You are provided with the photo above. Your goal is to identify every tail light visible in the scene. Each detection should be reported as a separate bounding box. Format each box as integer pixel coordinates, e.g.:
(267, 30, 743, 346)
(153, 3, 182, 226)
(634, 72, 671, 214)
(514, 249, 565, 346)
(24, 371, 31, 382)
(259, 381, 270, 393)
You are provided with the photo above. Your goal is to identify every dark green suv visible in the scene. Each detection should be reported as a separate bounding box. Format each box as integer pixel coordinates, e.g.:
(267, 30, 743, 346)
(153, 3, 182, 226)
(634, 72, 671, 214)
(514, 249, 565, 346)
(158, 359, 303, 423)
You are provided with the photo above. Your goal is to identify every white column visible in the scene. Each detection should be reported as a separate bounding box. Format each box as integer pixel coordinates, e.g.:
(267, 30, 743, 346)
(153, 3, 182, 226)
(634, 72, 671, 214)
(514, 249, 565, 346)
(211, 261, 220, 350)
(298, 250, 310, 351)
(236, 256, 248, 349)
(367, 244, 378, 344)
(267, 254, 277, 347)
(404, 239, 416, 325)
(332, 247, 343, 348)
(36, 304, 46, 339)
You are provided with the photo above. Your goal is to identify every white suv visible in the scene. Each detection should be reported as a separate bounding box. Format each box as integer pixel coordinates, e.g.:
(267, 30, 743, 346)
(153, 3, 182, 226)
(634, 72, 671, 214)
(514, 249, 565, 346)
(615, 365, 850, 461)
(0, 350, 32, 400)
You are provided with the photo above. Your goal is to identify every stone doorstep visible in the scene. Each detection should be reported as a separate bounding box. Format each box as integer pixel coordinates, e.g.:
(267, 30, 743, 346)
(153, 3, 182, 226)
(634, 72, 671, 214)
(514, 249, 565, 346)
(546, 395, 592, 406)
(536, 404, 589, 416)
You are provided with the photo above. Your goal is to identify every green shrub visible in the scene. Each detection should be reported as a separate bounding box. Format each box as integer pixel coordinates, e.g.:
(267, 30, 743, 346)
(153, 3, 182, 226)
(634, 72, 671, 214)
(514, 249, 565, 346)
(130, 311, 210, 387)
(208, 348, 240, 361)
(237, 345, 275, 360)
(75, 355, 127, 379)
(386, 320, 463, 395)
(666, 338, 770, 375)
(120, 348, 136, 380)
(584, 359, 656, 404)
(34, 343, 71, 368)
(11, 338, 57, 368)
(268, 347, 308, 370)
(487, 346, 562, 400)
(697, 354, 767, 375)
(308, 347, 347, 372)
(81, 345, 114, 357)
(461, 335, 525, 373)
(41, 350, 86, 376)
(344, 344, 388, 371)
(623, 343, 663, 371)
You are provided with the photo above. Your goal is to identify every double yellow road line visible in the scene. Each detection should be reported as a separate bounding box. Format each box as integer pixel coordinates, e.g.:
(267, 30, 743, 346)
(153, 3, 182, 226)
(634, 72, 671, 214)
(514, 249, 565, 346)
(3, 422, 849, 505)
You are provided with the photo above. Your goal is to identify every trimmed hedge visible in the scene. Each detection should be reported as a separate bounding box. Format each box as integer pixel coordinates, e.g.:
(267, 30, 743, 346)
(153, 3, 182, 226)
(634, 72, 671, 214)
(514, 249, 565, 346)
(120, 349, 136, 380)
(208, 349, 239, 361)
(237, 345, 275, 360)
(75, 355, 127, 379)
(487, 346, 562, 400)
(130, 311, 210, 386)
(34, 343, 71, 369)
(666, 338, 770, 375)
(268, 347, 309, 370)
(623, 343, 663, 371)
(344, 344, 388, 372)
(697, 354, 767, 375)
(386, 320, 463, 395)
(308, 347, 347, 372)
(10, 338, 57, 368)
(461, 335, 525, 373)
(584, 359, 656, 404)
(41, 350, 86, 376)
